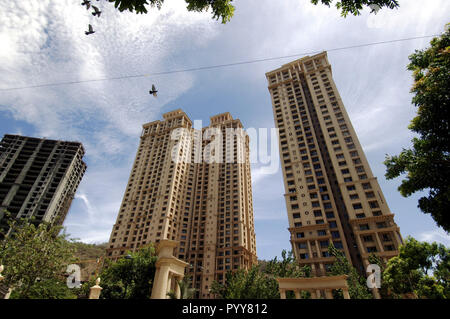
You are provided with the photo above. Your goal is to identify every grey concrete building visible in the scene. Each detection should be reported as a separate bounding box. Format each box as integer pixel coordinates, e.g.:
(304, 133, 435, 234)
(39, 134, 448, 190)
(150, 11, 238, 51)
(0, 134, 86, 237)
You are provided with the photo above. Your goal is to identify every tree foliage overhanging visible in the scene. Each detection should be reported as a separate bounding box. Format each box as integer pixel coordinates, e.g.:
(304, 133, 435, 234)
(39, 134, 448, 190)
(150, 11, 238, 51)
(309, 0, 399, 17)
(384, 25, 450, 231)
(107, 0, 400, 23)
(109, 0, 235, 23)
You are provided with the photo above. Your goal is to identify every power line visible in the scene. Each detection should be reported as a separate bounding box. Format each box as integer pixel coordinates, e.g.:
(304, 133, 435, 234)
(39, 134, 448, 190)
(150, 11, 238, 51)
(0, 34, 439, 92)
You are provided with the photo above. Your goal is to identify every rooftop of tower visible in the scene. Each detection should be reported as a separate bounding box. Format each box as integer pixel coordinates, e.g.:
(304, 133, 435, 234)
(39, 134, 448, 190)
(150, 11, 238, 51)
(265, 51, 329, 76)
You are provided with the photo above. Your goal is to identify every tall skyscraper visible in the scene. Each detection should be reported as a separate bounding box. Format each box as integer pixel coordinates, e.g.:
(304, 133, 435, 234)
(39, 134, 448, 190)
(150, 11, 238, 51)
(0, 134, 86, 237)
(106, 109, 257, 298)
(265, 52, 402, 275)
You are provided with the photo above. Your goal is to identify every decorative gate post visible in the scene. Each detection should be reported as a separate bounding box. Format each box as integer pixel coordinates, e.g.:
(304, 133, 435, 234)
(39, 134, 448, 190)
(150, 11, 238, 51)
(89, 277, 103, 299)
(151, 240, 189, 299)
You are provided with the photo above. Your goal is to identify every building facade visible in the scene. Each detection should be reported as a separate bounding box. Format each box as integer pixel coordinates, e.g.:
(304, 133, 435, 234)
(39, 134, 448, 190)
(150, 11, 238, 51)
(106, 109, 257, 298)
(265, 52, 402, 275)
(0, 134, 86, 237)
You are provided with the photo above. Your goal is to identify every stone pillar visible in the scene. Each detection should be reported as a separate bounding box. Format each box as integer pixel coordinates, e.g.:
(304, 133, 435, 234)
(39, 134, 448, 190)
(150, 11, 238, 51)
(280, 289, 286, 299)
(316, 289, 322, 299)
(4, 288, 13, 299)
(325, 289, 333, 299)
(294, 290, 301, 299)
(150, 240, 189, 299)
(175, 276, 181, 299)
(0, 265, 12, 300)
(372, 287, 381, 299)
(89, 278, 102, 299)
(166, 272, 173, 298)
(374, 233, 384, 252)
(151, 264, 170, 299)
(310, 290, 317, 299)
(307, 241, 313, 259)
(310, 263, 316, 276)
(342, 288, 350, 299)
(319, 263, 325, 276)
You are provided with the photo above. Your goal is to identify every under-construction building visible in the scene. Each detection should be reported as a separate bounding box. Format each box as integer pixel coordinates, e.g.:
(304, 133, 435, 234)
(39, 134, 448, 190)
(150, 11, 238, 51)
(0, 134, 86, 237)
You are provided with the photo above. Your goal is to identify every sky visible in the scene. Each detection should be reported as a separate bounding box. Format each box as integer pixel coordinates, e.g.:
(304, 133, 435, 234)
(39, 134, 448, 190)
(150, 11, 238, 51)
(0, 0, 449, 260)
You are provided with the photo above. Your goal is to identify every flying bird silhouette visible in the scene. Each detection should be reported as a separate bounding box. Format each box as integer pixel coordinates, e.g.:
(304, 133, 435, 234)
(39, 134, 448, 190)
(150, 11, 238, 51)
(149, 84, 158, 97)
(81, 0, 90, 9)
(85, 24, 95, 35)
(92, 5, 101, 17)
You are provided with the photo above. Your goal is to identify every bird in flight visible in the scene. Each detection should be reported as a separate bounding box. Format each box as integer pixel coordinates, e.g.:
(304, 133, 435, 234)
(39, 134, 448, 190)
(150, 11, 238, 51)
(81, 0, 90, 9)
(85, 24, 95, 35)
(92, 5, 102, 17)
(149, 84, 158, 97)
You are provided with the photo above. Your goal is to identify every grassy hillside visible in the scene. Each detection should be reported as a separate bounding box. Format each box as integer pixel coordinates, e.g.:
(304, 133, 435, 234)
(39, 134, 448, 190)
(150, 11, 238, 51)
(70, 242, 107, 282)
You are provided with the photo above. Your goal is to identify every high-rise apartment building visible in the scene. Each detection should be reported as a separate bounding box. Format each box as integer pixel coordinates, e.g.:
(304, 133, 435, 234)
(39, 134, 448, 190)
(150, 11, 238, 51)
(265, 52, 402, 275)
(0, 134, 86, 237)
(106, 109, 257, 298)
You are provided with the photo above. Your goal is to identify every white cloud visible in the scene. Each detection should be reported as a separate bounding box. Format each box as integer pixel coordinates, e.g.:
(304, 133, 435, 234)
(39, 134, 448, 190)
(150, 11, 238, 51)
(417, 229, 450, 247)
(1, 0, 449, 250)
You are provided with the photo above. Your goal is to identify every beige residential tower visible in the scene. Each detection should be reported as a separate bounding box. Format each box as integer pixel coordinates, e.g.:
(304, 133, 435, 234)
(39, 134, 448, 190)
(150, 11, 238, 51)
(266, 52, 402, 275)
(107, 110, 257, 298)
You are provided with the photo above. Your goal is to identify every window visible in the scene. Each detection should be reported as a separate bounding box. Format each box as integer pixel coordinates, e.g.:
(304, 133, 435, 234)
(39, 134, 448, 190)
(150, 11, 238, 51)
(353, 203, 363, 210)
(297, 232, 305, 238)
(331, 231, 340, 239)
(334, 241, 343, 249)
(362, 183, 372, 190)
(326, 211, 335, 219)
(363, 235, 373, 242)
(369, 201, 379, 209)
(360, 224, 370, 230)
(320, 241, 329, 248)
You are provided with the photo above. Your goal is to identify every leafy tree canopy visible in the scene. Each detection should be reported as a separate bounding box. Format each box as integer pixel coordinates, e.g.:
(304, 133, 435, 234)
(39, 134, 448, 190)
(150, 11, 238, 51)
(107, 0, 400, 23)
(384, 25, 450, 231)
(109, 0, 235, 23)
(382, 237, 449, 299)
(78, 244, 158, 299)
(0, 214, 77, 299)
(311, 0, 399, 16)
(210, 250, 310, 299)
(328, 244, 373, 299)
(167, 274, 197, 299)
